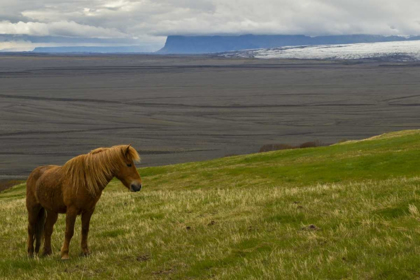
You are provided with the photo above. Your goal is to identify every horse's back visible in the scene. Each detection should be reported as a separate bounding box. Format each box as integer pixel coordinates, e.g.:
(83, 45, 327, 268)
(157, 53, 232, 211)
(27, 165, 58, 188)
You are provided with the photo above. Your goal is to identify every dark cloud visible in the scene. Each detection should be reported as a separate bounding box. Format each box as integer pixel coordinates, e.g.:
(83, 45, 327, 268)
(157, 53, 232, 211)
(1, 0, 420, 51)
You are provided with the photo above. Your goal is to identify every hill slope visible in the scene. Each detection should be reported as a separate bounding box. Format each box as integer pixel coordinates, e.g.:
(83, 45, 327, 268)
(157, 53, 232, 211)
(1, 130, 420, 279)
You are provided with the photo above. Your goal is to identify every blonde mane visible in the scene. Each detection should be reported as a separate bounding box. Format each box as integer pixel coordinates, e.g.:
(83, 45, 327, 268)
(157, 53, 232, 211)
(62, 145, 140, 196)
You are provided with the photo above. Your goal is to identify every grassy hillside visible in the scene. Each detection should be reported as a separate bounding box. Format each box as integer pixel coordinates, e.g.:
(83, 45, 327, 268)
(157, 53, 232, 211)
(1, 130, 420, 279)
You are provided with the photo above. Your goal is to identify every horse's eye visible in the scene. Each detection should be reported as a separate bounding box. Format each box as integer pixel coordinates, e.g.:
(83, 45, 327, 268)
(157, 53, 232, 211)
(127, 163, 132, 167)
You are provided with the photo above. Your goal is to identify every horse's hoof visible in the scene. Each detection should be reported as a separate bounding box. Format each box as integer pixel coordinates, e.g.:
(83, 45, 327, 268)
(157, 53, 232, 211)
(61, 255, 70, 261)
(80, 250, 90, 257)
(42, 251, 52, 257)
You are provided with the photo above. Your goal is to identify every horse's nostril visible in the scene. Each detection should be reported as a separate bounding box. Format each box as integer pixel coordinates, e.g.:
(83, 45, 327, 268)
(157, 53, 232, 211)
(131, 184, 141, 192)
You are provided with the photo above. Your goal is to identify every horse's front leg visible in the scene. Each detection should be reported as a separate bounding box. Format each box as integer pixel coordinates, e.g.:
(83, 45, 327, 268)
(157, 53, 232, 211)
(61, 207, 78, 260)
(81, 208, 94, 256)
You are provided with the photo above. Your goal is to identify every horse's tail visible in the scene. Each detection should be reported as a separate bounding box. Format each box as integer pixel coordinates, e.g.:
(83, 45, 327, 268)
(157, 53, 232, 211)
(34, 207, 45, 252)
(27, 166, 45, 253)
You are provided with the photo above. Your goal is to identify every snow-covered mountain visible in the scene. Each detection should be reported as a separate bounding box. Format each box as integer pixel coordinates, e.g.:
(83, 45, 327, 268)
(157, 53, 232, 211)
(220, 40, 420, 61)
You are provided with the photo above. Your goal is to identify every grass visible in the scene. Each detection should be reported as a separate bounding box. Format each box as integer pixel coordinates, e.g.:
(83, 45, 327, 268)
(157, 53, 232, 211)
(1, 130, 420, 279)
(0, 180, 24, 192)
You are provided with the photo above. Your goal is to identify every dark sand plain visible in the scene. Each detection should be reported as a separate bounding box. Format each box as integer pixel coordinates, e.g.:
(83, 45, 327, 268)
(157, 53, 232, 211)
(1, 54, 420, 179)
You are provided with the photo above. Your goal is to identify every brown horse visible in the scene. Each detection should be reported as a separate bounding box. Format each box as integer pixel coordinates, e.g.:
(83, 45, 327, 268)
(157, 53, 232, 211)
(26, 145, 142, 260)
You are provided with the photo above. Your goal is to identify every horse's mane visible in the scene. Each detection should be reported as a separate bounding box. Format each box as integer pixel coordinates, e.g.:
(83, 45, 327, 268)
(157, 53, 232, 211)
(62, 145, 140, 196)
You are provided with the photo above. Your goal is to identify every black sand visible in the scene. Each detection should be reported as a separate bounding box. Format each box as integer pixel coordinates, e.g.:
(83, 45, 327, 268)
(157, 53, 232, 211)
(1, 54, 419, 178)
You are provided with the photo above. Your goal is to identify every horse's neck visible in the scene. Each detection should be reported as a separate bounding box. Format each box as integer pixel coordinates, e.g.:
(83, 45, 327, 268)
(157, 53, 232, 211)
(100, 172, 116, 191)
(89, 167, 117, 197)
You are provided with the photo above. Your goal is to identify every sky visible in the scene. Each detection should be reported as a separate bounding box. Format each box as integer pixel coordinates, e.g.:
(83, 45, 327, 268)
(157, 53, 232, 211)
(1, 0, 420, 51)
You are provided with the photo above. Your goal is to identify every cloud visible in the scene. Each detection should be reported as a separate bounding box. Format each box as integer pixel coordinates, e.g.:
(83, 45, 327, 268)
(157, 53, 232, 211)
(1, 0, 420, 51)
(0, 20, 127, 38)
(0, 40, 34, 52)
(144, 0, 420, 36)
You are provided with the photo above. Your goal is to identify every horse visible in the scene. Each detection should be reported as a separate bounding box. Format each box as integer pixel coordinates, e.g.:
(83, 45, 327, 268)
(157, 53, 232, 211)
(26, 144, 142, 260)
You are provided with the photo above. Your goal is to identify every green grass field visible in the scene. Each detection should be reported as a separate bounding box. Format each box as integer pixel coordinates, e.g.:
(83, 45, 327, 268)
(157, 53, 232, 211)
(1, 130, 420, 279)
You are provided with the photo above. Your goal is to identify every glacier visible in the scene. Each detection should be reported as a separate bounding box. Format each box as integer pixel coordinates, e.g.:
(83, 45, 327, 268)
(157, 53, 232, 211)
(221, 40, 420, 61)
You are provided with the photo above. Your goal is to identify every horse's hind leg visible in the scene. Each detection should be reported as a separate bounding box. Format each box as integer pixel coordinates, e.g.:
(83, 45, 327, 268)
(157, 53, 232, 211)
(27, 210, 36, 257)
(43, 210, 58, 256)
(34, 208, 45, 254)
(27, 205, 42, 257)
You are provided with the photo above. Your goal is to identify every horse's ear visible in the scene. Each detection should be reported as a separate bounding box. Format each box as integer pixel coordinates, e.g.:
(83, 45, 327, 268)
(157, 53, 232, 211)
(125, 144, 131, 158)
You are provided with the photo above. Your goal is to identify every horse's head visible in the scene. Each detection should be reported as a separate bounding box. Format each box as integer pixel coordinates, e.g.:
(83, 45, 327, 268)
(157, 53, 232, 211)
(115, 145, 142, 192)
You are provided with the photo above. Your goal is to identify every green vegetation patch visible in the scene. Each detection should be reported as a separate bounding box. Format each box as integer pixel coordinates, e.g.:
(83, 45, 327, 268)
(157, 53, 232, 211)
(1, 130, 420, 279)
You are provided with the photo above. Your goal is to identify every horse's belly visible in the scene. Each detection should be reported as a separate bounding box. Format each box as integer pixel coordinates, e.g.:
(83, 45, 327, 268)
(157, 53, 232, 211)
(36, 186, 66, 212)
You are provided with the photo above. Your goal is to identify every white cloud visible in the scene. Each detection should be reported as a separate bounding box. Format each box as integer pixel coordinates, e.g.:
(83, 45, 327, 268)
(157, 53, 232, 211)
(0, 20, 127, 38)
(0, 40, 34, 52)
(1, 0, 420, 51)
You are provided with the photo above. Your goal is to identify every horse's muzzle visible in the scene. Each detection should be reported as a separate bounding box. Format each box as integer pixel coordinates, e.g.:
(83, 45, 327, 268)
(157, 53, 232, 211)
(130, 183, 142, 192)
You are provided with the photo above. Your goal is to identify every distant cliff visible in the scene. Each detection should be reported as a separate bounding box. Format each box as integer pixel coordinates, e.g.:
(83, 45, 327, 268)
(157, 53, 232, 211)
(158, 34, 419, 54)
(32, 46, 149, 53)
